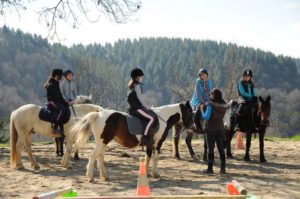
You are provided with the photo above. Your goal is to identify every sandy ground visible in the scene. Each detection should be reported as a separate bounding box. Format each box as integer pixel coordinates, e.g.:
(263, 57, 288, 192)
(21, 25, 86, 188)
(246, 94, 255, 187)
(0, 139, 300, 199)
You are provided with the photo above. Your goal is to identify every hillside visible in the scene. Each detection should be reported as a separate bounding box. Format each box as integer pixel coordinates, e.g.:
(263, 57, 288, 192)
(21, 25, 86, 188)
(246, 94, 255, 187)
(0, 26, 299, 136)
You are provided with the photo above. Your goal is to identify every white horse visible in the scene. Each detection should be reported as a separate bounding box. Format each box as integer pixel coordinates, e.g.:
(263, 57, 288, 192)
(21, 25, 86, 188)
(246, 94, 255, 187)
(71, 102, 193, 182)
(10, 103, 102, 170)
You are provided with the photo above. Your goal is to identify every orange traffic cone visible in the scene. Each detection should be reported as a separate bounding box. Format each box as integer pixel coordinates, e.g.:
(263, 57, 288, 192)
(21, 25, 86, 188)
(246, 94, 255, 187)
(227, 183, 240, 195)
(136, 157, 150, 196)
(235, 131, 244, 150)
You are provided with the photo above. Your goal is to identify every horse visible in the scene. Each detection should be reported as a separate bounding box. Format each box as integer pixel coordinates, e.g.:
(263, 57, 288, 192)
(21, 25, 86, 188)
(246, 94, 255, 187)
(10, 103, 102, 170)
(225, 96, 271, 162)
(55, 95, 93, 158)
(71, 102, 193, 182)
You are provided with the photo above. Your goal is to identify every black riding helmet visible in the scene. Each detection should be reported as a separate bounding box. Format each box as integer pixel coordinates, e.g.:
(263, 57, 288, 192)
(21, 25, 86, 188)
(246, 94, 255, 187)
(63, 69, 73, 77)
(198, 68, 208, 75)
(131, 68, 144, 79)
(243, 69, 253, 78)
(52, 69, 63, 77)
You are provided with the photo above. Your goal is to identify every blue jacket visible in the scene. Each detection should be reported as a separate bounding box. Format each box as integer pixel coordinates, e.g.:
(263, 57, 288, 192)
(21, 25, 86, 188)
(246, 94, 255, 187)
(190, 79, 213, 109)
(238, 79, 256, 102)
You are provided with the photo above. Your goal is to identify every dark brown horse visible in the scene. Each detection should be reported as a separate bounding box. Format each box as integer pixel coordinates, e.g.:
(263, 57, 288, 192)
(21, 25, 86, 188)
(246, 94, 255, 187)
(72, 102, 194, 182)
(226, 96, 271, 162)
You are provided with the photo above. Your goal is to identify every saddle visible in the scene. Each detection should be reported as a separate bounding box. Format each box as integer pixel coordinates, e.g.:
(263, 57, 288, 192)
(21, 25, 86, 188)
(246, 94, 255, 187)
(125, 110, 159, 136)
(39, 102, 70, 124)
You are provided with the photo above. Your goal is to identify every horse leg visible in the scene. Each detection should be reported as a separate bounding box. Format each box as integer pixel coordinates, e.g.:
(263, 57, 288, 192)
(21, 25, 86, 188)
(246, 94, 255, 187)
(15, 138, 24, 169)
(74, 150, 80, 160)
(259, 131, 267, 162)
(244, 133, 252, 161)
(146, 147, 152, 177)
(59, 137, 64, 157)
(61, 136, 72, 168)
(86, 145, 100, 183)
(186, 132, 197, 160)
(152, 149, 160, 178)
(172, 125, 181, 160)
(25, 135, 40, 170)
(203, 134, 208, 162)
(226, 129, 235, 158)
(97, 142, 109, 181)
(55, 138, 59, 157)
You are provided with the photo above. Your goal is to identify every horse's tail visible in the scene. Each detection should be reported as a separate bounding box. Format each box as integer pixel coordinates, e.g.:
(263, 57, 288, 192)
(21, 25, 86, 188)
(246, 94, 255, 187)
(73, 112, 99, 149)
(10, 111, 18, 168)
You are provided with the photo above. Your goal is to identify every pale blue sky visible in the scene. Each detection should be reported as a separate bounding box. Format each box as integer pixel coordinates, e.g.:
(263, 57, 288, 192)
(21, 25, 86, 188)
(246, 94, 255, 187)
(1, 0, 300, 58)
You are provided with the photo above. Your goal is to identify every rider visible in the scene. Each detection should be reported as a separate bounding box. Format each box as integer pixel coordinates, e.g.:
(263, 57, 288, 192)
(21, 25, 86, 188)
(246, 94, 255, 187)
(235, 69, 258, 131)
(60, 68, 77, 104)
(190, 68, 213, 132)
(44, 69, 71, 135)
(201, 88, 231, 174)
(127, 68, 156, 147)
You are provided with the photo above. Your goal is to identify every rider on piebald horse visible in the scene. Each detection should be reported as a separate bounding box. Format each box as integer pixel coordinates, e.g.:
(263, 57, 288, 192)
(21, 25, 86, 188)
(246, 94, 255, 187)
(190, 68, 213, 133)
(235, 69, 259, 132)
(44, 69, 71, 136)
(127, 68, 157, 147)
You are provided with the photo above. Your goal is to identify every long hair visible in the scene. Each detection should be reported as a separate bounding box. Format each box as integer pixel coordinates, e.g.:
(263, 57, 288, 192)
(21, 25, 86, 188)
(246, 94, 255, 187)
(128, 78, 139, 90)
(211, 88, 226, 104)
(44, 76, 52, 88)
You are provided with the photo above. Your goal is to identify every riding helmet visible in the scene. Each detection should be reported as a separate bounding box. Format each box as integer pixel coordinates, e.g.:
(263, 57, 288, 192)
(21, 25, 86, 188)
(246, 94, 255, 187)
(63, 69, 73, 77)
(198, 68, 208, 75)
(243, 69, 253, 78)
(52, 69, 63, 77)
(131, 68, 144, 78)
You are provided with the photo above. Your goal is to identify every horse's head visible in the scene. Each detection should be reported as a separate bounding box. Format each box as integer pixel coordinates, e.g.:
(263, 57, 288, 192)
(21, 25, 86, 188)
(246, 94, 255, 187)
(76, 95, 93, 104)
(179, 101, 194, 129)
(258, 96, 271, 127)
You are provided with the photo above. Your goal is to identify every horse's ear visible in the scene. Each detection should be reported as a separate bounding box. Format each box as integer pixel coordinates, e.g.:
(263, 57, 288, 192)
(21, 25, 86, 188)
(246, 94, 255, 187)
(266, 95, 271, 102)
(185, 101, 192, 111)
(259, 96, 264, 103)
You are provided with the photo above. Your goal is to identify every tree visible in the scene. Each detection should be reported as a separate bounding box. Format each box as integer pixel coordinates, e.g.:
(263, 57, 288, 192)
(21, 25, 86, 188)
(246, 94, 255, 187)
(1, 0, 141, 39)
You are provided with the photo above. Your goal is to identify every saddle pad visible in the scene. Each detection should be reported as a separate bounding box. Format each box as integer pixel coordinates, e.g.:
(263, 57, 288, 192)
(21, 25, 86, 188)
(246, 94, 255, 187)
(125, 113, 159, 136)
(39, 106, 55, 123)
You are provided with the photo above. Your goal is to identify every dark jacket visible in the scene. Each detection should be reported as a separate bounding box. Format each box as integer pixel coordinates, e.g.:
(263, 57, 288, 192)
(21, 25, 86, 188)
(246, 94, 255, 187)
(46, 78, 68, 106)
(202, 101, 230, 133)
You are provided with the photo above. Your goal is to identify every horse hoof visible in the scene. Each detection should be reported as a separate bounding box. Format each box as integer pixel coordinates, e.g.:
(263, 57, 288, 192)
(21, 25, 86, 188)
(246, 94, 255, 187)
(152, 173, 160, 178)
(192, 155, 199, 161)
(260, 158, 267, 163)
(227, 154, 234, 159)
(101, 177, 109, 181)
(244, 157, 251, 162)
(33, 164, 40, 170)
(16, 165, 24, 170)
(88, 178, 95, 183)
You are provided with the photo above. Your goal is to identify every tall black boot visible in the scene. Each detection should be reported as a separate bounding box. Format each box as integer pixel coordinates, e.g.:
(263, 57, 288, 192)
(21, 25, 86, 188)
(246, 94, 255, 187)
(220, 161, 226, 174)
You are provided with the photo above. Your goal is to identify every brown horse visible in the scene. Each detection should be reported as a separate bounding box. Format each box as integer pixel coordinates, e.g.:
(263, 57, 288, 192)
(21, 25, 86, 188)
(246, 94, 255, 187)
(72, 102, 193, 182)
(226, 96, 271, 162)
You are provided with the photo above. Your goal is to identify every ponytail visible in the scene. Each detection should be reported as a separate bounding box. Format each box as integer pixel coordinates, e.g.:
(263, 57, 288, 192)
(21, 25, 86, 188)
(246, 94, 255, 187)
(44, 76, 52, 88)
(128, 78, 139, 90)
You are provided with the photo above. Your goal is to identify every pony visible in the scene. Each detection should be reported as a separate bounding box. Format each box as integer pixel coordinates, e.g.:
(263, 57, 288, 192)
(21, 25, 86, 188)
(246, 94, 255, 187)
(55, 95, 93, 158)
(72, 102, 193, 182)
(10, 103, 102, 170)
(226, 96, 271, 162)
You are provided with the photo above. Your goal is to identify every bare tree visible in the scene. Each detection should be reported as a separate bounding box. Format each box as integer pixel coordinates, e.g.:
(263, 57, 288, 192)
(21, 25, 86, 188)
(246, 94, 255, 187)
(1, 0, 141, 39)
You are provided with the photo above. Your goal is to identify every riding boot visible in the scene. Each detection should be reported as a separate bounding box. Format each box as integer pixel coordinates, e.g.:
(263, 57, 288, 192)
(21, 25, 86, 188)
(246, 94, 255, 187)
(220, 159, 226, 174)
(59, 124, 65, 138)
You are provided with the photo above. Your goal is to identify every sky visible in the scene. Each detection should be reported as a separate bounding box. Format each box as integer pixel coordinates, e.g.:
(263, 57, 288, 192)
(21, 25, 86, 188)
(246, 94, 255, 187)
(1, 0, 300, 58)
